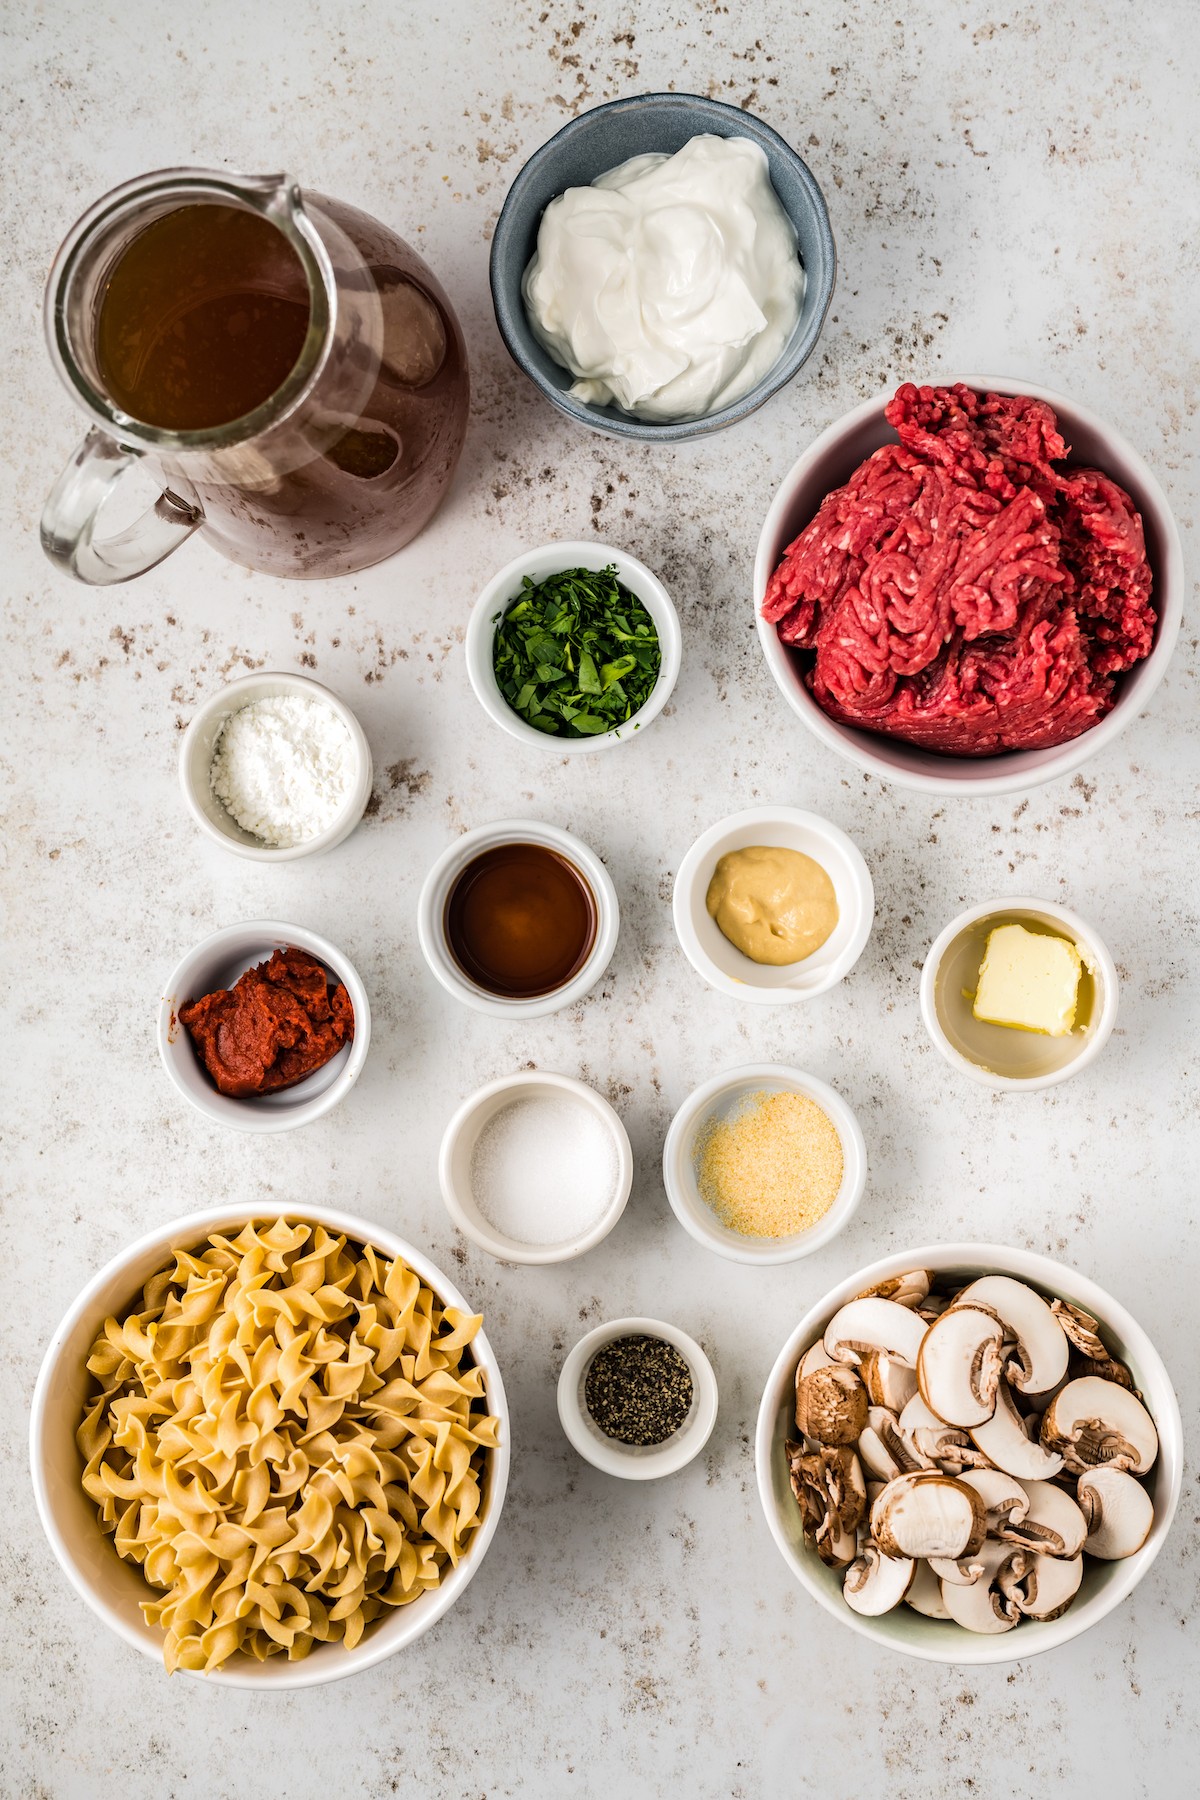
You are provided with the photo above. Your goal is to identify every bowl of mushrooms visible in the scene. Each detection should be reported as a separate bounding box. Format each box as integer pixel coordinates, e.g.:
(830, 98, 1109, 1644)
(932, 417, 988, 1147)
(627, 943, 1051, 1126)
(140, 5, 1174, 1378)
(755, 1244, 1182, 1663)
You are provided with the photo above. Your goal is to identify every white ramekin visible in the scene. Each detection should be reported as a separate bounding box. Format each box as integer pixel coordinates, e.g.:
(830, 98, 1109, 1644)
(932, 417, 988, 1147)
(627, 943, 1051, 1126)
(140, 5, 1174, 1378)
(755, 1242, 1182, 1665)
(464, 540, 682, 753)
(157, 920, 371, 1131)
(29, 1203, 509, 1689)
(416, 819, 620, 1018)
(662, 1063, 866, 1264)
(919, 896, 1119, 1090)
(754, 375, 1184, 797)
(672, 806, 874, 1003)
(438, 1070, 633, 1264)
(178, 671, 373, 861)
(557, 1317, 719, 1480)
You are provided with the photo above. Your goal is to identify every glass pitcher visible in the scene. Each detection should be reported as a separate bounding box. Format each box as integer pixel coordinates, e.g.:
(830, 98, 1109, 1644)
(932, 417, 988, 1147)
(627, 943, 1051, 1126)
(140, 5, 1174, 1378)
(41, 168, 470, 583)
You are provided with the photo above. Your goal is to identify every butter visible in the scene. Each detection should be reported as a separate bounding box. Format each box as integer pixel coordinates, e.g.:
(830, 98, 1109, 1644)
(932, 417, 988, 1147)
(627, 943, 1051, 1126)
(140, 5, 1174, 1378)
(972, 923, 1083, 1037)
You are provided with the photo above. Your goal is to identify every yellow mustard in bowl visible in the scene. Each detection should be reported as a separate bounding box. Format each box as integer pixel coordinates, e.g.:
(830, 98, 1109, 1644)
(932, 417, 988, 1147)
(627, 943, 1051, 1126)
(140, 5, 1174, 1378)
(705, 845, 838, 966)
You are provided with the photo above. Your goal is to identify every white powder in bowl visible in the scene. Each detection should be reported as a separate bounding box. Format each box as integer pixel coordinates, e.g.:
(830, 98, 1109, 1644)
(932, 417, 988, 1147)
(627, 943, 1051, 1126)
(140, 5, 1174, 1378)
(210, 694, 355, 848)
(469, 1094, 619, 1247)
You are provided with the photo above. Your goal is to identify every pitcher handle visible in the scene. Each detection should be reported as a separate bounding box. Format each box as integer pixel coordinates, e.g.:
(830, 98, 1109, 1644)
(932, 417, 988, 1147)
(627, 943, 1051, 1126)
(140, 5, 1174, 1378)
(40, 427, 203, 585)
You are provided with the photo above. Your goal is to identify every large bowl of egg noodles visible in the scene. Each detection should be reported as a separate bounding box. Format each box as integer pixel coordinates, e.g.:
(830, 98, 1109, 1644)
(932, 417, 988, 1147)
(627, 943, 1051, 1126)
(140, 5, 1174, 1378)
(29, 1205, 509, 1687)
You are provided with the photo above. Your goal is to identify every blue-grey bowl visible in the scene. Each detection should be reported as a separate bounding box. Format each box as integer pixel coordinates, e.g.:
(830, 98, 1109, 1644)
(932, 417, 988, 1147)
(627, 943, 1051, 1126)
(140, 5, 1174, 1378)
(490, 93, 836, 443)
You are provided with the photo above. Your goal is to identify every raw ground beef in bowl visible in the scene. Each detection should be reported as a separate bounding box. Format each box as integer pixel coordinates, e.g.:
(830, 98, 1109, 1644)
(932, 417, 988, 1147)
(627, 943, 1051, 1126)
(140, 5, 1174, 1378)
(754, 378, 1182, 795)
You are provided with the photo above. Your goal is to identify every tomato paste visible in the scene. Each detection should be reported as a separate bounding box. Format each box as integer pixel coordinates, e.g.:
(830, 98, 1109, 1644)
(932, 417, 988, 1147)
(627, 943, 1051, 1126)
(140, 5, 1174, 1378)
(179, 947, 354, 1097)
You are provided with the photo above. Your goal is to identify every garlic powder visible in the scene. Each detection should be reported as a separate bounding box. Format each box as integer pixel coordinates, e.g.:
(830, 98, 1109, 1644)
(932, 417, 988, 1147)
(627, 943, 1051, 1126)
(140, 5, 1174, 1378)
(209, 694, 355, 847)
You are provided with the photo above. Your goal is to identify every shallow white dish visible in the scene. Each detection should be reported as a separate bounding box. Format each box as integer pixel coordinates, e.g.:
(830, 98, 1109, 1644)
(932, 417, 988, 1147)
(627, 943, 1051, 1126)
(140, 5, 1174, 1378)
(557, 1316, 719, 1480)
(465, 540, 681, 753)
(417, 818, 620, 1018)
(439, 1070, 633, 1264)
(753, 375, 1184, 796)
(672, 805, 873, 1003)
(755, 1242, 1182, 1665)
(158, 920, 370, 1131)
(662, 1063, 866, 1264)
(29, 1202, 510, 1689)
(178, 670, 373, 860)
(920, 896, 1118, 1090)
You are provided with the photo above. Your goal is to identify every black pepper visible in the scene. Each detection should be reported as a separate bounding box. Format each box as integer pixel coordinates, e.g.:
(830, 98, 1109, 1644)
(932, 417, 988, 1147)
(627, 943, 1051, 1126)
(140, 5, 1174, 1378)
(584, 1335, 694, 1446)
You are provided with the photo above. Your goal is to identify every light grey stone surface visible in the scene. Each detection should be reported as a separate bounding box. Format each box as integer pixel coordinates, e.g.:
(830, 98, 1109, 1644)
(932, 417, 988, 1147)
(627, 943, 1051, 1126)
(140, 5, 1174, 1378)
(2, 2, 1197, 1795)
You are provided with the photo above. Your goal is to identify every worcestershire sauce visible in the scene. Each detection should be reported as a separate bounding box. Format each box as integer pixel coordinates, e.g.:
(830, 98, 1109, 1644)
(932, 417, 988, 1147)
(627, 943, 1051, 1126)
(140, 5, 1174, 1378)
(445, 843, 597, 998)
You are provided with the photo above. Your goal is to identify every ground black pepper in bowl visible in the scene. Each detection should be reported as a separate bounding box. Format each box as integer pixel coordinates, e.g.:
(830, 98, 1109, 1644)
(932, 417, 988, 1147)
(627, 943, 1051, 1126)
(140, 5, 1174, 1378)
(584, 1334, 694, 1445)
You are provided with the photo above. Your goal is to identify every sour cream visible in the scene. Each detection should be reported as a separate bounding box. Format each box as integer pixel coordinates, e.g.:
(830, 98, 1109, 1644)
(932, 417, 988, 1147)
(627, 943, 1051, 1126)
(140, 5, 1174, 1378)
(522, 134, 805, 423)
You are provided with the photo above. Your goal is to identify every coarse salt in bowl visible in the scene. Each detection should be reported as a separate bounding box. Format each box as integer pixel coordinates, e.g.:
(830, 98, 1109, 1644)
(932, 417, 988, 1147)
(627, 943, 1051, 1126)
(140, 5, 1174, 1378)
(438, 1071, 633, 1265)
(179, 670, 373, 862)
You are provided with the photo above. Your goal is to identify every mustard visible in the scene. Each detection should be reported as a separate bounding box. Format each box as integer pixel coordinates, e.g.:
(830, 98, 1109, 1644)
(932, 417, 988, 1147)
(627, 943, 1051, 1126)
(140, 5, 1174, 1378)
(705, 845, 838, 966)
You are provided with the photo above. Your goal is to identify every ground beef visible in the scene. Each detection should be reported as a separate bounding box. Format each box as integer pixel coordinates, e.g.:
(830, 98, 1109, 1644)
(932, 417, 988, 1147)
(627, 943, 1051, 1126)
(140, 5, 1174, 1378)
(762, 383, 1155, 755)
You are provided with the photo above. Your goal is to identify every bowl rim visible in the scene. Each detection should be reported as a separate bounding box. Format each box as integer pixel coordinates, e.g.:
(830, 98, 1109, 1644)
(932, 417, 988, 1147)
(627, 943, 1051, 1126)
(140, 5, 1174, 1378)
(438, 1069, 634, 1264)
(463, 538, 682, 754)
(556, 1315, 719, 1479)
(754, 1241, 1183, 1665)
(918, 895, 1120, 1090)
(753, 374, 1185, 796)
(489, 89, 836, 442)
(671, 805, 875, 1003)
(28, 1202, 510, 1689)
(156, 919, 372, 1132)
(661, 1061, 867, 1264)
(178, 670, 373, 862)
(415, 818, 620, 1018)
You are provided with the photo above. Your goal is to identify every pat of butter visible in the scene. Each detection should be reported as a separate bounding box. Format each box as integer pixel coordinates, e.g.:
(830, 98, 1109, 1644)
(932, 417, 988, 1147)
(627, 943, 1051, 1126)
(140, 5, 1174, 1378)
(972, 923, 1083, 1037)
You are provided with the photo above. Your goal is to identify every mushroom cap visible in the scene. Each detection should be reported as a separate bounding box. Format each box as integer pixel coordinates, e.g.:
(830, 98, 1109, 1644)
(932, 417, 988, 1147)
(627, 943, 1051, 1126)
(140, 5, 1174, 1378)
(843, 1545, 916, 1616)
(958, 1274, 1070, 1397)
(871, 1472, 987, 1561)
(905, 1559, 951, 1619)
(860, 1348, 919, 1414)
(824, 1296, 929, 1369)
(998, 1477, 1087, 1558)
(968, 1377, 1065, 1482)
(794, 1364, 869, 1446)
(1040, 1376, 1159, 1476)
(1014, 1551, 1083, 1621)
(1078, 1467, 1155, 1560)
(917, 1306, 1006, 1428)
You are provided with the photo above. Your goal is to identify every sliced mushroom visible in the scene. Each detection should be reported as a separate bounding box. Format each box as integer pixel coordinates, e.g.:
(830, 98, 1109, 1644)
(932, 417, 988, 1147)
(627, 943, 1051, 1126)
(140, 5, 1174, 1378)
(958, 1468, 1030, 1533)
(794, 1365, 869, 1446)
(897, 1393, 971, 1470)
(798, 1339, 839, 1380)
(854, 1270, 932, 1309)
(823, 1297, 928, 1369)
(957, 1275, 1070, 1398)
(871, 1473, 986, 1561)
(1078, 1467, 1155, 1560)
(997, 1478, 1086, 1557)
(939, 1541, 1026, 1634)
(1050, 1298, 1107, 1360)
(905, 1558, 951, 1619)
(917, 1306, 1006, 1428)
(1040, 1377, 1158, 1476)
(929, 1552, 988, 1586)
(916, 1293, 951, 1323)
(859, 1405, 937, 1481)
(860, 1348, 919, 1414)
(1014, 1551, 1083, 1621)
(843, 1544, 915, 1616)
(1072, 1352, 1138, 1392)
(786, 1442, 867, 1567)
(968, 1378, 1065, 1481)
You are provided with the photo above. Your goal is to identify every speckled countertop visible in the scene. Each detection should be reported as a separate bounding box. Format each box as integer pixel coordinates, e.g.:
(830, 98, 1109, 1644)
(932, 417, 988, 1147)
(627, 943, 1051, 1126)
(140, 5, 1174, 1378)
(2, 3, 1197, 1796)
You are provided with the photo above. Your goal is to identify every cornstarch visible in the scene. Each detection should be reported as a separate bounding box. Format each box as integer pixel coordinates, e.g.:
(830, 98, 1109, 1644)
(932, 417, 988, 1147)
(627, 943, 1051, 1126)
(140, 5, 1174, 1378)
(210, 694, 354, 847)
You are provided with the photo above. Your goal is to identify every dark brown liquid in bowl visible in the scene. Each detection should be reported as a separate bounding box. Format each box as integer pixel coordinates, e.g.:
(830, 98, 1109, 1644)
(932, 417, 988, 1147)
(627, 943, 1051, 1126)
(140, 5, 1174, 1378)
(445, 843, 597, 999)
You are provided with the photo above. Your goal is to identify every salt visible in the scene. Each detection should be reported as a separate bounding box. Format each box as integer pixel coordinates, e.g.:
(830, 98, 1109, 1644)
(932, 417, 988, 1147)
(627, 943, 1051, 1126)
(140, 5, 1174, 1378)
(209, 693, 354, 848)
(469, 1095, 619, 1246)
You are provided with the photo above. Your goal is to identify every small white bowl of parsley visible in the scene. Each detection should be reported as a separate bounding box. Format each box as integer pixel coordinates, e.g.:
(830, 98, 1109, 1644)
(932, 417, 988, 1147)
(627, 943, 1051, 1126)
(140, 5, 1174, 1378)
(465, 541, 681, 753)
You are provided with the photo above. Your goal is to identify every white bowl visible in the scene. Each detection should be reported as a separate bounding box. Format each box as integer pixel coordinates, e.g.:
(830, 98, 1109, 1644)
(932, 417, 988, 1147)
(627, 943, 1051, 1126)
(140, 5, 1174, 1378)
(755, 1242, 1182, 1665)
(662, 1063, 866, 1264)
(557, 1317, 719, 1480)
(158, 920, 371, 1131)
(417, 819, 620, 1018)
(29, 1202, 510, 1689)
(464, 540, 682, 753)
(920, 896, 1119, 1090)
(754, 376, 1184, 796)
(439, 1070, 633, 1264)
(672, 806, 874, 1003)
(179, 671, 373, 860)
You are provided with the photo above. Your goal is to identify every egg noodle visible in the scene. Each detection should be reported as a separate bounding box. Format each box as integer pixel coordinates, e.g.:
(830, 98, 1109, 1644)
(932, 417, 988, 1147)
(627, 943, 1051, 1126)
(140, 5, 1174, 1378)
(76, 1218, 500, 1673)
